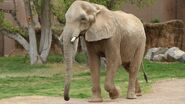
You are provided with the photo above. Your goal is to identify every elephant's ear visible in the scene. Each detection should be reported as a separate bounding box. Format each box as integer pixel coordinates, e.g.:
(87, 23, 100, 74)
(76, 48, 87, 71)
(85, 7, 115, 42)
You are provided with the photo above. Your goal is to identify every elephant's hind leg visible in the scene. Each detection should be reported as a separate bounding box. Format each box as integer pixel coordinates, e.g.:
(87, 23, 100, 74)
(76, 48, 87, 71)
(124, 64, 142, 97)
(126, 44, 145, 99)
(135, 79, 142, 96)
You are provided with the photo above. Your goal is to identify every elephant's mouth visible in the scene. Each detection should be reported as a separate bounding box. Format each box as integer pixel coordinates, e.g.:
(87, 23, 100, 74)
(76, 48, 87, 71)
(71, 30, 87, 43)
(80, 30, 87, 35)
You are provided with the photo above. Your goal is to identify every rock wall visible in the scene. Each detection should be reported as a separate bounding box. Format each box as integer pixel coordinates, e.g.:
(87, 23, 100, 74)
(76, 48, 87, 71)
(144, 20, 185, 52)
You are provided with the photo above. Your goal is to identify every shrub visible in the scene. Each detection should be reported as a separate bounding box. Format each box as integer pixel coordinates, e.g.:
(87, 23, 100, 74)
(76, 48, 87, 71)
(75, 52, 88, 64)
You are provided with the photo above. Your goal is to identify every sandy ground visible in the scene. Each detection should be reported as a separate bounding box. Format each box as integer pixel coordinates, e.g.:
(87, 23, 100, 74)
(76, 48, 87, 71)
(0, 79, 185, 104)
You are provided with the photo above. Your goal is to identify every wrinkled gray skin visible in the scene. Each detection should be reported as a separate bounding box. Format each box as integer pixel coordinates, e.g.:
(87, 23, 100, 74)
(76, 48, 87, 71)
(61, 0, 146, 102)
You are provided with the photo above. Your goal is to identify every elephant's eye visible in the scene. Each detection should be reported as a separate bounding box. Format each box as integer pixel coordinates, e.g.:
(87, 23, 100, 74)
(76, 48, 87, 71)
(80, 15, 87, 22)
(81, 17, 86, 21)
(81, 18, 87, 23)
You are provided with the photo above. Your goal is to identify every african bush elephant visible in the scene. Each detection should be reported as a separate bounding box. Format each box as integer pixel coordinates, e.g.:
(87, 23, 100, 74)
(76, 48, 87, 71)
(61, 0, 146, 102)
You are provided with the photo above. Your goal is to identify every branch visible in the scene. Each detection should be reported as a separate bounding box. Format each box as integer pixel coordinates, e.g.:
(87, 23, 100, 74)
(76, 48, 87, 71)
(52, 33, 63, 49)
(0, 28, 29, 52)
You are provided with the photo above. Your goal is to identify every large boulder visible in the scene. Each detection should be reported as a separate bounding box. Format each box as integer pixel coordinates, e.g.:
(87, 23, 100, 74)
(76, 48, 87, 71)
(164, 47, 185, 62)
(179, 54, 185, 63)
(145, 47, 168, 61)
(144, 48, 160, 60)
(153, 54, 166, 61)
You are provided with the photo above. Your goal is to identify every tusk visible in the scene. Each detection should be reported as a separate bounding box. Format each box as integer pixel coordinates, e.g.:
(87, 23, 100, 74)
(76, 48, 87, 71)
(71, 37, 77, 43)
(59, 35, 63, 41)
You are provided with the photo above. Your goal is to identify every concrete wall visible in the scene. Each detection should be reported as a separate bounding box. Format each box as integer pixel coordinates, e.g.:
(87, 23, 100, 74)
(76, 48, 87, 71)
(3, 36, 15, 56)
(122, 0, 185, 23)
(176, 0, 185, 23)
(0, 35, 4, 56)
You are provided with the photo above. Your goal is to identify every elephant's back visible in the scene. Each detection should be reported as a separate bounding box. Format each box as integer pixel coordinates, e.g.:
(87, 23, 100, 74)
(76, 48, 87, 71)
(113, 11, 145, 38)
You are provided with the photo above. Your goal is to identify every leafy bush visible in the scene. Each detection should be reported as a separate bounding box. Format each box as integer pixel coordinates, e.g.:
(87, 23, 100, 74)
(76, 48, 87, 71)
(47, 54, 64, 63)
(75, 52, 88, 64)
(47, 53, 88, 64)
(0, 11, 26, 36)
(51, 0, 75, 23)
(150, 18, 160, 23)
(0, 11, 4, 23)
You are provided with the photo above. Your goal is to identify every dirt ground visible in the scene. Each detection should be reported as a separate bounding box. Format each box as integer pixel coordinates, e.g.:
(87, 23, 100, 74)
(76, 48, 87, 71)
(0, 79, 185, 104)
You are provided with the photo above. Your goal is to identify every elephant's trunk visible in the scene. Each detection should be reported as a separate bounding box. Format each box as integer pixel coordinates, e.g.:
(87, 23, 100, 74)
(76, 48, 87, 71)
(62, 26, 79, 101)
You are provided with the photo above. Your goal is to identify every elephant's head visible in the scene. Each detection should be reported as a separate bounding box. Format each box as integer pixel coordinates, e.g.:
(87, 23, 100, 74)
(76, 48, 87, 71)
(61, 0, 115, 101)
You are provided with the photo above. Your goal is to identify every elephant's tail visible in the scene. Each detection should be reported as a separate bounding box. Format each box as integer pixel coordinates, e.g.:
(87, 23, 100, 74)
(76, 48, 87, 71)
(141, 61, 148, 83)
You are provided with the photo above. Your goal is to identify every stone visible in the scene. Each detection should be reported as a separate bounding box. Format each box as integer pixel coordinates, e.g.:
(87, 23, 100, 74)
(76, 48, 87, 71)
(179, 54, 185, 63)
(154, 48, 168, 55)
(145, 47, 168, 61)
(153, 54, 165, 61)
(144, 48, 160, 60)
(164, 47, 185, 62)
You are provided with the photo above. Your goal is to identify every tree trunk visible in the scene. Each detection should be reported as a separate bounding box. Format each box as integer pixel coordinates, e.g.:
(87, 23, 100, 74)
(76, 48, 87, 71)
(24, 0, 41, 64)
(39, 0, 52, 63)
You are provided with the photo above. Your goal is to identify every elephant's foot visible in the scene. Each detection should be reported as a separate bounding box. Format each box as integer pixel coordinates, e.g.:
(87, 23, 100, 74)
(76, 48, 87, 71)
(88, 96, 103, 102)
(109, 88, 119, 99)
(127, 92, 137, 99)
(135, 88, 142, 97)
(136, 92, 142, 96)
(135, 83, 142, 97)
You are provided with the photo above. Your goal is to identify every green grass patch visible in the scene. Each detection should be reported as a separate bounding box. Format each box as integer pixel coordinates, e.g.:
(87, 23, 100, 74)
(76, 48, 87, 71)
(0, 56, 47, 73)
(47, 54, 64, 63)
(0, 55, 185, 99)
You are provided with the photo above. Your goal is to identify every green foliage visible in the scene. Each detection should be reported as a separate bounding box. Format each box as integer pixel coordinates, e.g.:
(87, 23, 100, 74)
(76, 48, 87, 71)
(0, 11, 4, 23)
(0, 20, 27, 36)
(50, 0, 125, 23)
(51, 0, 75, 23)
(32, 0, 42, 16)
(47, 54, 64, 63)
(75, 52, 88, 64)
(150, 18, 160, 23)
(89, 0, 125, 10)
(126, 0, 156, 8)
(50, 0, 156, 24)
(0, 11, 26, 36)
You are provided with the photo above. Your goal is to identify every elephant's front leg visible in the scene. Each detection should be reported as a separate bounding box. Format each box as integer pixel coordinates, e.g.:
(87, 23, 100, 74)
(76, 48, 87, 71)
(104, 53, 121, 99)
(88, 54, 102, 102)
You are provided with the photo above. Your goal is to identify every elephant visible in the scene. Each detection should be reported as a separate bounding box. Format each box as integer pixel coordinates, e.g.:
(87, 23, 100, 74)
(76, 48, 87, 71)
(61, 0, 146, 102)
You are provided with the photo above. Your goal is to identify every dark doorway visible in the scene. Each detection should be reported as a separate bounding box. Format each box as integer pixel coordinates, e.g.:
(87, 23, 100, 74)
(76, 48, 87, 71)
(0, 35, 4, 56)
